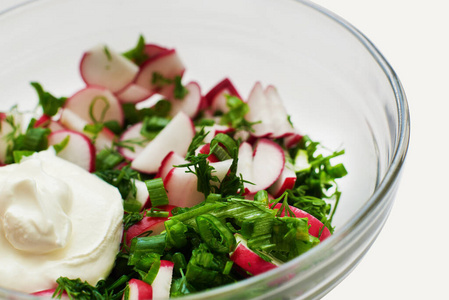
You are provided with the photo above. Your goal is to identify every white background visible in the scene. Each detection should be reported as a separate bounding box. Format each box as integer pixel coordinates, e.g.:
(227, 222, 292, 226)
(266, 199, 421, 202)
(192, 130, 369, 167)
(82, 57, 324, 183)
(313, 1, 449, 299)
(1, 0, 448, 299)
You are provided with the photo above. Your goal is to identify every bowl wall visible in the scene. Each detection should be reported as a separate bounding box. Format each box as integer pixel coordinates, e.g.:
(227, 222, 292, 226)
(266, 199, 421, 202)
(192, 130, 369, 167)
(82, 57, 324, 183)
(0, 0, 409, 299)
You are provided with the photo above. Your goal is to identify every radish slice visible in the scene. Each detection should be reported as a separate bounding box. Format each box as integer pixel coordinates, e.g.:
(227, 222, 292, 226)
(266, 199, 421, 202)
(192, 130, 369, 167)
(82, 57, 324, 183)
(80, 44, 139, 93)
(60, 108, 115, 152)
(237, 139, 285, 194)
(134, 179, 150, 209)
(48, 121, 65, 132)
(33, 114, 51, 128)
(267, 160, 296, 198)
(125, 206, 175, 247)
(124, 279, 153, 300)
(284, 132, 303, 149)
(144, 44, 169, 59)
(156, 151, 188, 179)
(230, 234, 281, 276)
(163, 158, 232, 207)
(272, 203, 331, 241)
(201, 124, 232, 144)
(134, 49, 185, 97)
(168, 81, 202, 118)
(164, 167, 205, 207)
(204, 78, 242, 113)
(245, 82, 295, 138)
(48, 130, 96, 172)
(116, 84, 153, 104)
(64, 86, 124, 126)
(151, 260, 174, 300)
(131, 112, 195, 174)
(196, 143, 220, 163)
(118, 122, 148, 161)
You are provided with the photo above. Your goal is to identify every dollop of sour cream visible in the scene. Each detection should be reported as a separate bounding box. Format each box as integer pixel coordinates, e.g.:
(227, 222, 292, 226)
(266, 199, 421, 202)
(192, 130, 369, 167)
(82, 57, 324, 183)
(0, 149, 124, 293)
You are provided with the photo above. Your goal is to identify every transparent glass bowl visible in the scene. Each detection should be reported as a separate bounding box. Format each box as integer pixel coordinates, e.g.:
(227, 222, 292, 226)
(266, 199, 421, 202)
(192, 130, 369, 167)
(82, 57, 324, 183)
(0, 0, 410, 299)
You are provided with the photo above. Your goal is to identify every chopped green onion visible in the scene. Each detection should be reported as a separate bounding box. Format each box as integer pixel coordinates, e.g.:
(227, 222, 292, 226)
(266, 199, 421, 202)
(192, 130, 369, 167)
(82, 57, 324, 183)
(196, 214, 236, 254)
(145, 178, 169, 207)
(52, 135, 70, 153)
(13, 150, 35, 163)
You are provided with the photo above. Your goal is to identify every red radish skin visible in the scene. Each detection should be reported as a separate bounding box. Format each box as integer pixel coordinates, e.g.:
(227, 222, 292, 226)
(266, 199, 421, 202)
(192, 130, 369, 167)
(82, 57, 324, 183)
(32, 289, 69, 299)
(118, 122, 148, 161)
(168, 81, 203, 118)
(204, 78, 242, 112)
(272, 203, 331, 241)
(237, 139, 285, 194)
(197, 143, 220, 163)
(124, 279, 153, 300)
(163, 158, 232, 207)
(131, 112, 195, 174)
(64, 86, 124, 126)
(163, 167, 205, 207)
(116, 84, 153, 104)
(201, 124, 233, 144)
(125, 206, 175, 247)
(80, 45, 139, 93)
(267, 162, 297, 198)
(151, 260, 174, 300)
(134, 49, 185, 97)
(245, 82, 295, 138)
(230, 234, 280, 276)
(33, 114, 51, 128)
(48, 130, 96, 172)
(283, 132, 303, 149)
(60, 108, 116, 152)
(144, 44, 169, 59)
(155, 151, 188, 179)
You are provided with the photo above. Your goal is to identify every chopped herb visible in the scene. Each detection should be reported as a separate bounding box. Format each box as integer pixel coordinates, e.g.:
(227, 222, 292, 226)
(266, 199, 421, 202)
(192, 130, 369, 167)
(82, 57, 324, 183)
(122, 35, 149, 66)
(30, 82, 67, 117)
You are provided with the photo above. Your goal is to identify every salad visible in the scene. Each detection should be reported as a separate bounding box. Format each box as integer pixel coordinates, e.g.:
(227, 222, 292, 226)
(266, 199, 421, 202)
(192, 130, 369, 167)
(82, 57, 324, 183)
(0, 36, 347, 299)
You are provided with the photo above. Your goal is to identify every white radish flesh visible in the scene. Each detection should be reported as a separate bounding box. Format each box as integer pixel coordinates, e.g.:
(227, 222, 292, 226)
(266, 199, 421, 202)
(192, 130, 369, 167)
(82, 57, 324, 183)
(60, 108, 115, 152)
(116, 83, 153, 104)
(230, 234, 280, 276)
(164, 166, 205, 207)
(118, 122, 148, 161)
(64, 86, 124, 126)
(48, 130, 96, 172)
(135, 49, 185, 97)
(151, 260, 174, 300)
(131, 112, 194, 174)
(124, 279, 153, 300)
(168, 81, 203, 118)
(204, 78, 242, 114)
(80, 44, 139, 93)
(237, 139, 285, 194)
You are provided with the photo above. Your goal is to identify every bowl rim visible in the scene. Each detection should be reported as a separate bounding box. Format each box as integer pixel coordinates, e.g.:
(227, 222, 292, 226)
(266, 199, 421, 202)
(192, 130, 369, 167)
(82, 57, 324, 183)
(0, 0, 410, 298)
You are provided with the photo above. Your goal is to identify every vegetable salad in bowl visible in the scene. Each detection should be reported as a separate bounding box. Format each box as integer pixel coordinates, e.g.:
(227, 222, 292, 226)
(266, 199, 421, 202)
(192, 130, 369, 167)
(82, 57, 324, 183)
(0, 36, 347, 299)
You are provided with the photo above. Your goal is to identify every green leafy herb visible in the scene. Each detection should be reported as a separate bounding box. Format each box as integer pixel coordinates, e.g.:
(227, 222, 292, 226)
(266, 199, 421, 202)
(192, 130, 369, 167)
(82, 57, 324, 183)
(122, 35, 149, 66)
(220, 95, 259, 132)
(151, 73, 188, 100)
(30, 82, 67, 117)
(173, 76, 189, 99)
(140, 116, 170, 140)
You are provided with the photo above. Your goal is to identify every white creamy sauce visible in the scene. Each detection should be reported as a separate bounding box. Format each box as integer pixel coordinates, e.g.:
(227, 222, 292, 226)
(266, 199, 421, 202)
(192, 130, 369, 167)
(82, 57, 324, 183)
(0, 149, 124, 293)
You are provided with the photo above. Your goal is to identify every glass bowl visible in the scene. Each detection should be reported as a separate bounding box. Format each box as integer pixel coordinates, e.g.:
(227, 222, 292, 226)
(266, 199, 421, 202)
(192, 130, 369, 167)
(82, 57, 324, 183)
(0, 0, 410, 299)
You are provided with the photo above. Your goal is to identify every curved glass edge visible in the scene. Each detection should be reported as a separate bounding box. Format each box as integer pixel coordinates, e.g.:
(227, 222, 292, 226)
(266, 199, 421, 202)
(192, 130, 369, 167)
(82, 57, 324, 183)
(0, 0, 38, 15)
